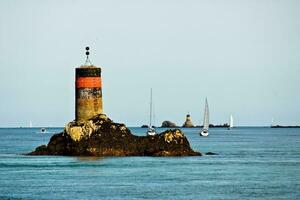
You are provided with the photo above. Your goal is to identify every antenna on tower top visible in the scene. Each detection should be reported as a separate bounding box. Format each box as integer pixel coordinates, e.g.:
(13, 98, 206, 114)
(84, 46, 92, 66)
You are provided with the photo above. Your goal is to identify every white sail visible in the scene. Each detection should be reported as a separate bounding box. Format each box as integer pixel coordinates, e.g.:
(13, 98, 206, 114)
(203, 98, 209, 130)
(229, 115, 233, 128)
(200, 98, 209, 136)
(29, 121, 32, 128)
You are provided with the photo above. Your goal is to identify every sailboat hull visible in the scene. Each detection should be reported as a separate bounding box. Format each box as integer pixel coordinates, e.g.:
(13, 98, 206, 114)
(200, 130, 209, 137)
(147, 130, 156, 136)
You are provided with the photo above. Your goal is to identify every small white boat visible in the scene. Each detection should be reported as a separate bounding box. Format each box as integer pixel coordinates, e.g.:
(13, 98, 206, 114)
(228, 115, 233, 130)
(40, 128, 46, 133)
(147, 88, 156, 136)
(200, 98, 209, 137)
(271, 118, 274, 128)
(147, 127, 156, 136)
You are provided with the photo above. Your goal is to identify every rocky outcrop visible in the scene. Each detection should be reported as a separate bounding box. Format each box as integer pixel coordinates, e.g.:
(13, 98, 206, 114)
(161, 121, 177, 128)
(28, 114, 201, 157)
(205, 152, 218, 155)
(182, 114, 194, 127)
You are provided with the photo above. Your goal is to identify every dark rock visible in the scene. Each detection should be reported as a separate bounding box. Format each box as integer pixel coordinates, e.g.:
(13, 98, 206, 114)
(29, 145, 48, 155)
(141, 125, 149, 128)
(205, 152, 218, 155)
(161, 121, 177, 128)
(196, 124, 230, 128)
(209, 123, 229, 128)
(28, 114, 201, 157)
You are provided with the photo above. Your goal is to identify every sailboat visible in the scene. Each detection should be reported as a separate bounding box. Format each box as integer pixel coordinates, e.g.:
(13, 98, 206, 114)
(146, 88, 156, 136)
(228, 115, 233, 130)
(29, 121, 32, 128)
(200, 98, 209, 137)
(271, 118, 274, 128)
(40, 128, 47, 133)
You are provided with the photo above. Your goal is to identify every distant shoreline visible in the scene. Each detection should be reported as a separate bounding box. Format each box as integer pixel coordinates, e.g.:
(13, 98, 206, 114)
(271, 125, 300, 128)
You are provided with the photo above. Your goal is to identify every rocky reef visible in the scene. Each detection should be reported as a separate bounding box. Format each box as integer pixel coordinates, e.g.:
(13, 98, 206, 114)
(29, 114, 201, 156)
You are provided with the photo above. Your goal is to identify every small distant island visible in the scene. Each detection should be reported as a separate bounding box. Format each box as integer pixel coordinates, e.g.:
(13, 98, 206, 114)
(209, 124, 230, 128)
(271, 125, 300, 128)
(157, 113, 231, 128)
(161, 121, 177, 128)
(29, 114, 201, 157)
(158, 121, 230, 128)
(194, 124, 230, 128)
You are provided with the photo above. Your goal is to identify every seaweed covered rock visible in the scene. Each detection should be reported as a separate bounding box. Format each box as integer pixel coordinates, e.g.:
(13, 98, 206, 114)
(28, 114, 201, 156)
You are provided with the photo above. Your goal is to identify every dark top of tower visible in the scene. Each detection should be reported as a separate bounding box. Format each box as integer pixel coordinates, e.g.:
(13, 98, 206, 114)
(86, 47, 90, 56)
(82, 46, 93, 67)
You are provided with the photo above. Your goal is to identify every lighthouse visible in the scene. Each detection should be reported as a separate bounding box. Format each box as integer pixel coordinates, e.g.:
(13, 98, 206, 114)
(183, 113, 195, 127)
(75, 47, 103, 122)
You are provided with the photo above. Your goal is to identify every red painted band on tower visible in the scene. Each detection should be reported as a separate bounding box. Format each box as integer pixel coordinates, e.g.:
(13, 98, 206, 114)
(76, 77, 102, 88)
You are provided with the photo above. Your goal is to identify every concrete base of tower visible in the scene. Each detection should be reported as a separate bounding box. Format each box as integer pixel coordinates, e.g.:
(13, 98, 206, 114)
(75, 66, 103, 122)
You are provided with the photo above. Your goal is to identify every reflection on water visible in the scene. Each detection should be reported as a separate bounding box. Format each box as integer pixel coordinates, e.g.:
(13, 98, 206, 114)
(76, 156, 105, 162)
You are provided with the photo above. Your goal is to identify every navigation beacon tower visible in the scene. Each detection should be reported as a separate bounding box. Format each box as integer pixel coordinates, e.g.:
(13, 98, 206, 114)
(75, 47, 103, 122)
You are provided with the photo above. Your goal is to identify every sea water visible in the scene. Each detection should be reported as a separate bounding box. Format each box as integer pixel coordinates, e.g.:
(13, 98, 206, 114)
(0, 127, 299, 200)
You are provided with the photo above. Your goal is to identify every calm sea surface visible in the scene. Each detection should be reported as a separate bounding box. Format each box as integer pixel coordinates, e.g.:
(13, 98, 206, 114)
(0, 127, 299, 200)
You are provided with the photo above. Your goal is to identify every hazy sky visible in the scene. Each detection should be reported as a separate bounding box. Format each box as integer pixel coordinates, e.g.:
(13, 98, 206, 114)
(0, 0, 299, 127)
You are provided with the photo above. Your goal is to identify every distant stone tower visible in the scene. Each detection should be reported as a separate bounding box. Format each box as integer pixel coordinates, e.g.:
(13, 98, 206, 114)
(183, 114, 194, 127)
(75, 47, 103, 122)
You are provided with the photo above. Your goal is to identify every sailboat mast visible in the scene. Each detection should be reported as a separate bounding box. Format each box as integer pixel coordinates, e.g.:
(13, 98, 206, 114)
(149, 88, 153, 128)
(203, 100, 206, 127)
(206, 98, 209, 126)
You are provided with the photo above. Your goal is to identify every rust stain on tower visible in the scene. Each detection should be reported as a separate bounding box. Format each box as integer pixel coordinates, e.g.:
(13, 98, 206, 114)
(75, 47, 103, 122)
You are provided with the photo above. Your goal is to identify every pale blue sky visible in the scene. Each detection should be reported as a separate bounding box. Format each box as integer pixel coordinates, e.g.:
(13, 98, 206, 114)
(0, 0, 299, 127)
